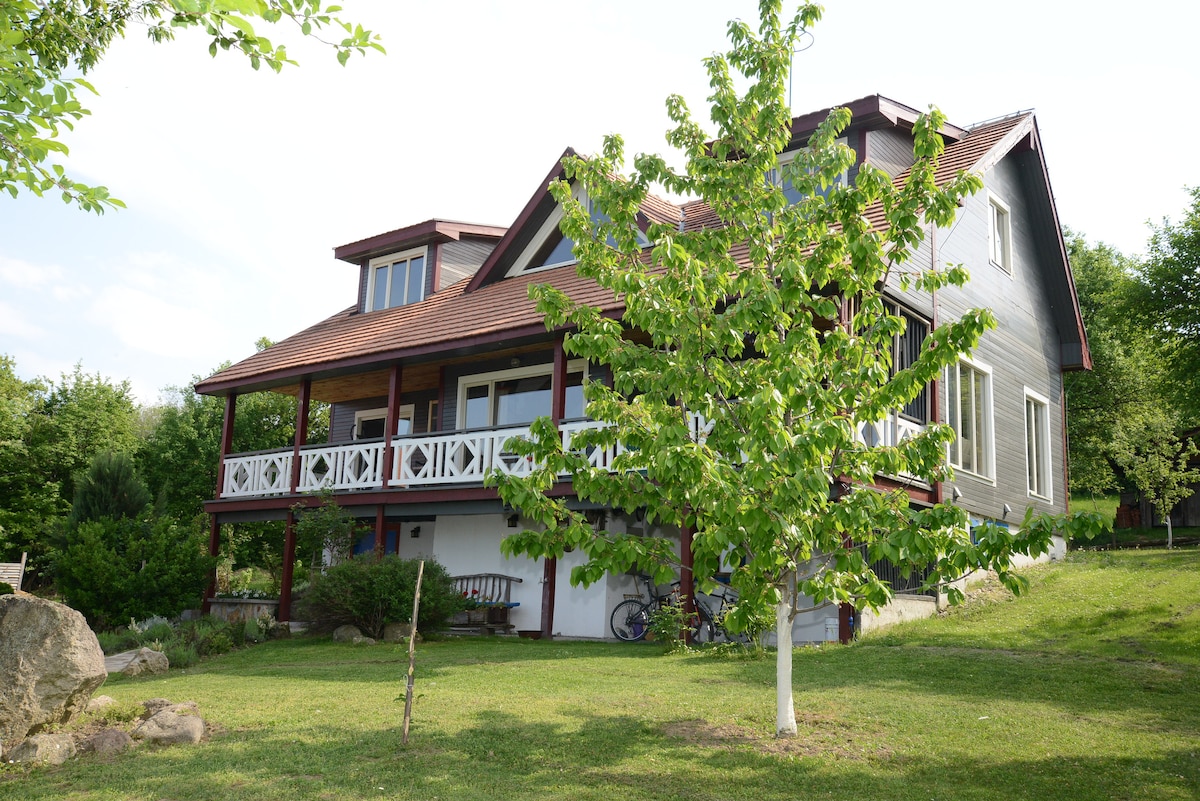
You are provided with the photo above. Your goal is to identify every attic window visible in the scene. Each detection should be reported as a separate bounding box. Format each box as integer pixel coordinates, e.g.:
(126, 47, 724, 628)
(367, 248, 426, 312)
(512, 186, 649, 276)
(770, 137, 848, 205)
(988, 193, 1012, 274)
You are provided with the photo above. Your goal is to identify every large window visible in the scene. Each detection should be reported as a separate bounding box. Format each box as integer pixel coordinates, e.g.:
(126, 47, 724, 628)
(946, 359, 993, 479)
(988, 193, 1012, 274)
(1025, 389, 1052, 499)
(891, 304, 930, 423)
(459, 362, 586, 429)
(367, 248, 426, 312)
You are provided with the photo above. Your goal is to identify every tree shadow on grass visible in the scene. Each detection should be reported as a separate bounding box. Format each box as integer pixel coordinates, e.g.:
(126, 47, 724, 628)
(3, 706, 1195, 801)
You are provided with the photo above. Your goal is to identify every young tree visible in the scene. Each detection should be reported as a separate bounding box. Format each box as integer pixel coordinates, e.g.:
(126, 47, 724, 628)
(1115, 419, 1200, 549)
(2, 0, 383, 212)
(494, 0, 1099, 737)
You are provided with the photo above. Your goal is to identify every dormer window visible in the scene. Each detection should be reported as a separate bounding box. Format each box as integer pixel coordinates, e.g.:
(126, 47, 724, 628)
(508, 186, 649, 277)
(770, 137, 849, 205)
(367, 248, 426, 312)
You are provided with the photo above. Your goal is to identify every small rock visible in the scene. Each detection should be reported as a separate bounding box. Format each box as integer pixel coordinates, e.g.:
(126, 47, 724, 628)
(80, 728, 133, 755)
(119, 647, 169, 677)
(7, 733, 76, 765)
(332, 624, 364, 642)
(132, 710, 204, 745)
(351, 636, 376, 645)
(86, 695, 117, 714)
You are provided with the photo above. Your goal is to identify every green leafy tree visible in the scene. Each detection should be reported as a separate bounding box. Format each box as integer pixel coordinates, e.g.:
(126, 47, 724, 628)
(0, 356, 58, 562)
(0, 360, 139, 585)
(2, 0, 383, 212)
(494, 0, 1101, 738)
(1063, 233, 1167, 502)
(1135, 186, 1200, 426)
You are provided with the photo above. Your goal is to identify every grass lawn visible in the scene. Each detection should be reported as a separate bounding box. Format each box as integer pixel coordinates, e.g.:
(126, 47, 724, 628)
(3, 549, 1197, 801)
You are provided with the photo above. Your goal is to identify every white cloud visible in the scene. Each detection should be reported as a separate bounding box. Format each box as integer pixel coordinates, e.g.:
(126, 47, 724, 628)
(87, 284, 234, 361)
(0, 300, 46, 339)
(0, 256, 62, 290)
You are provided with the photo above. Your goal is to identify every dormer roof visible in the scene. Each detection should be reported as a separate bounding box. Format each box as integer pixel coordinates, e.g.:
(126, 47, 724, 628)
(334, 219, 507, 264)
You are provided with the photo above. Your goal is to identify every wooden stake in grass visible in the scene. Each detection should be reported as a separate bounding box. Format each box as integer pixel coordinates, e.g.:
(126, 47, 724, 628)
(402, 559, 424, 746)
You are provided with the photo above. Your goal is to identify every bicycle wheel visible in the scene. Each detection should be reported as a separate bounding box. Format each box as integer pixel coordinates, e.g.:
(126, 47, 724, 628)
(610, 599, 651, 641)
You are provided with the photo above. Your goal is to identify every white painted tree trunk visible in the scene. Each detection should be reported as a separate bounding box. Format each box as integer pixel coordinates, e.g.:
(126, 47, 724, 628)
(1166, 515, 1174, 549)
(775, 585, 796, 737)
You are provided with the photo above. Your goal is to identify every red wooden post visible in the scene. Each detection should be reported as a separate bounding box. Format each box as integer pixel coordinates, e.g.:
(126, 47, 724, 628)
(289, 378, 311, 494)
(202, 515, 220, 614)
(375, 505, 386, 558)
(279, 510, 297, 622)
(382, 364, 403, 486)
(540, 337, 569, 640)
(215, 393, 237, 498)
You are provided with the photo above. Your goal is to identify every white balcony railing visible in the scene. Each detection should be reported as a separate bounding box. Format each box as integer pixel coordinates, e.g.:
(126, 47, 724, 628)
(219, 412, 926, 499)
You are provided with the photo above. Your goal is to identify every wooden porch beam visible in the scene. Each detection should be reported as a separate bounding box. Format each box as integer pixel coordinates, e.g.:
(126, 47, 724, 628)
(541, 336, 569, 640)
(382, 364, 403, 486)
(279, 511, 297, 621)
(215, 393, 237, 498)
(289, 378, 311, 494)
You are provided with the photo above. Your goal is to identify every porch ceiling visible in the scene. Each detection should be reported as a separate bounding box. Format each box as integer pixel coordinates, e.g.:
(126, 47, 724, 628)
(261, 343, 563, 404)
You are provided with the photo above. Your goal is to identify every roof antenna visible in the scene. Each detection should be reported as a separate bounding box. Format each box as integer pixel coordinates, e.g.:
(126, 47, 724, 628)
(787, 24, 816, 112)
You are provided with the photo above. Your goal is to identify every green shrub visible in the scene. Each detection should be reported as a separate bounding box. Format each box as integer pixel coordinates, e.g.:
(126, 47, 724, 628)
(55, 516, 216, 630)
(0, 582, 12, 596)
(163, 643, 199, 669)
(298, 555, 462, 638)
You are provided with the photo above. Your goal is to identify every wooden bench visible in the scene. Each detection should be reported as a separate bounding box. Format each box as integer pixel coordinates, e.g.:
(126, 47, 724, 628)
(449, 573, 523, 635)
(0, 552, 27, 592)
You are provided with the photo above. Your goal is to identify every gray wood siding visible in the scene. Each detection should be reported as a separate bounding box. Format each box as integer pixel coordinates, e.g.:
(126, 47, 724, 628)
(865, 127, 916, 179)
(440, 238, 495, 290)
(328, 387, 442, 443)
(920, 155, 1068, 519)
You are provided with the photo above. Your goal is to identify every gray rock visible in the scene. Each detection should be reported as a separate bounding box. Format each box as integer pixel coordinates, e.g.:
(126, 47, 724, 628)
(132, 709, 204, 745)
(118, 647, 169, 677)
(0, 596, 106, 743)
(86, 695, 117, 714)
(7, 733, 76, 765)
(80, 728, 133, 755)
(332, 624, 364, 642)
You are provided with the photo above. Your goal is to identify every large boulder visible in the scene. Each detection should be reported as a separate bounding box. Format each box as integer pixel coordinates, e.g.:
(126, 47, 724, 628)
(0, 595, 107, 744)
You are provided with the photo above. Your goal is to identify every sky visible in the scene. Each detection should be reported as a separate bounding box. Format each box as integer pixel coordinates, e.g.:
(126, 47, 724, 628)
(1, 0, 1197, 406)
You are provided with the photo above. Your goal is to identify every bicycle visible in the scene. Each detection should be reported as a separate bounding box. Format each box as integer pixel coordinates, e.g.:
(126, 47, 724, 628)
(693, 582, 752, 645)
(609, 574, 717, 643)
(614, 573, 700, 642)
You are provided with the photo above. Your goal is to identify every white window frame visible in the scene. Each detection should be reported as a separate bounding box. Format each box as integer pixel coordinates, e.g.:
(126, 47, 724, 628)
(945, 357, 995, 482)
(988, 192, 1012, 275)
(1024, 388, 1052, 501)
(353, 404, 414, 440)
(457, 360, 588, 429)
(366, 247, 427, 312)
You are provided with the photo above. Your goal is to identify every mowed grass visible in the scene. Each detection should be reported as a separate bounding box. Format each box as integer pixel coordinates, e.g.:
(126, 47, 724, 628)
(3, 549, 1197, 801)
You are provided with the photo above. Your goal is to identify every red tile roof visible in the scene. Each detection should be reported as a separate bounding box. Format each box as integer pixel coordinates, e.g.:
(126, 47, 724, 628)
(195, 109, 1041, 396)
